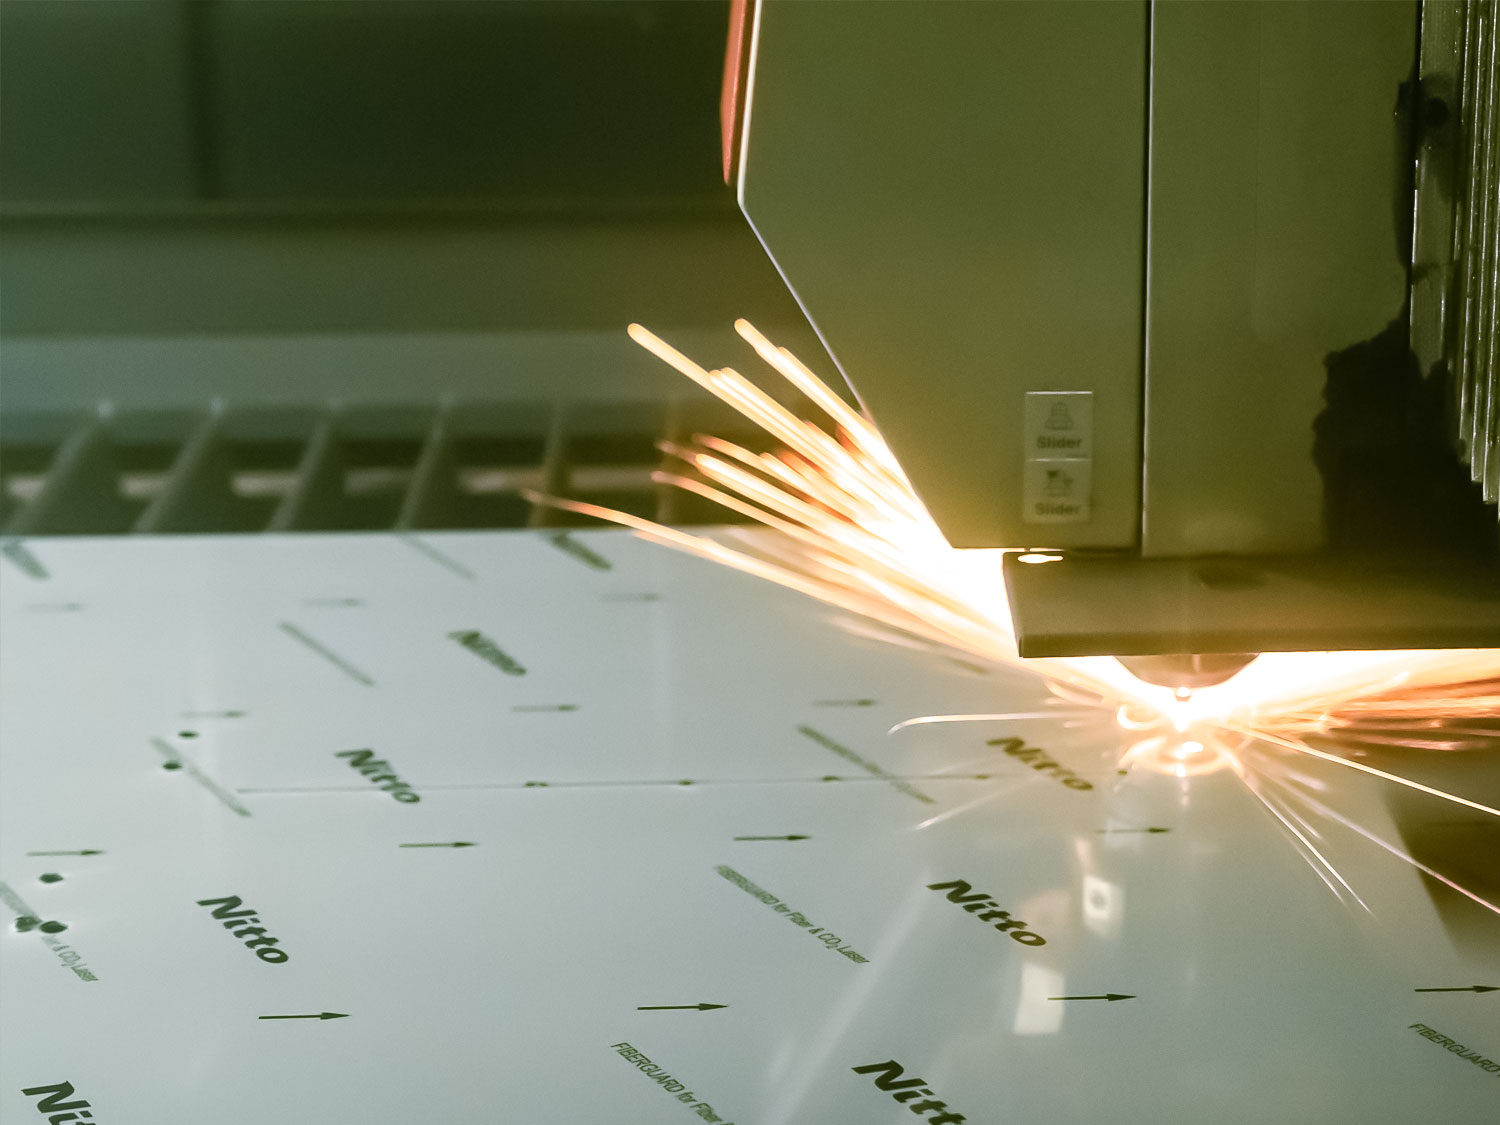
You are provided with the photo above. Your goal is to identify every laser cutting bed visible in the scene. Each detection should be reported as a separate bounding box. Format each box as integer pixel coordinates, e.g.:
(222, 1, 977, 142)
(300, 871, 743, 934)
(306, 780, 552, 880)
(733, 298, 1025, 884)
(2, 529, 1498, 1123)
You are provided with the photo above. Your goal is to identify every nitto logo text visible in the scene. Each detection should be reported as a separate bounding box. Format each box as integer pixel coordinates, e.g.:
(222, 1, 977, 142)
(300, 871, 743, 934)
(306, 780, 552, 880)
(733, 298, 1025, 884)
(987, 737, 1092, 790)
(334, 748, 421, 803)
(448, 629, 526, 675)
(196, 895, 289, 963)
(926, 879, 1047, 945)
(21, 1079, 97, 1122)
(851, 1060, 968, 1123)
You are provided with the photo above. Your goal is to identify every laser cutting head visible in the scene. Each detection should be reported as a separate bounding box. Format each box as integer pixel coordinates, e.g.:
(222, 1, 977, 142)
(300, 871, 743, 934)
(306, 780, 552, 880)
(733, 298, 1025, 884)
(726, 0, 1500, 662)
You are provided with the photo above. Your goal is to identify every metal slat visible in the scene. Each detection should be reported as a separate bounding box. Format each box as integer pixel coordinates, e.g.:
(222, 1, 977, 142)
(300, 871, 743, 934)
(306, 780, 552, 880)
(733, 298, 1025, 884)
(1481, 26, 1500, 499)
(1411, 0, 1464, 378)
(1, 397, 764, 536)
(1419, 0, 1500, 524)
(395, 404, 460, 530)
(653, 399, 689, 526)
(267, 414, 345, 532)
(132, 409, 234, 533)
(1453, 3, 1488, 468)
(526, 405, 572, 529)
(1473, 6, 1500, 498)
(1, 413, 132, 535)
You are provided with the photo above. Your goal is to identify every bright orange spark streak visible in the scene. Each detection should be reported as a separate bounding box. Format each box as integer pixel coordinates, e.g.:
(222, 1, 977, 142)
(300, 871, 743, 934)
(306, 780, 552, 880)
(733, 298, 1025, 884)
(1235, 770, 1372, 912)
(633, 318, 916, 522)
(615, 319, 1497, 790)
(1283, 786, 1500, 918)
(888, 711, 1100, 735)
(911, 785, 1023, 831)
(666, 441, 970, 618)
(1230, 725, 1500, 819)
(518, 492, 992, 655)
(693, 437, 904, 531)
(732, 318, 909, 483)
(659, 476, 983, 630)
(652, 470, 947, 605)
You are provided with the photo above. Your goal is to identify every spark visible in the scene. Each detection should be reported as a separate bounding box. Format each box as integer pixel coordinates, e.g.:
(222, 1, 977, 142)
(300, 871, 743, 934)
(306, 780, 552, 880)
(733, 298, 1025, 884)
(911, 783, 1026, 831)
(889, 710, 1098, 736)
(529, 320, 1499, 819)
(1234, 766, 1372, 912)
(1267, 779, 1500, 920)
(1224, 724, 1500, 820)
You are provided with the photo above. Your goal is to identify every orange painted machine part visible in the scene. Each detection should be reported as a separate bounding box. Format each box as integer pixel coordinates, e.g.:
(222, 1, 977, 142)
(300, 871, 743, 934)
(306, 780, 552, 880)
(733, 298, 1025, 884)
(720, 0, 753, 183)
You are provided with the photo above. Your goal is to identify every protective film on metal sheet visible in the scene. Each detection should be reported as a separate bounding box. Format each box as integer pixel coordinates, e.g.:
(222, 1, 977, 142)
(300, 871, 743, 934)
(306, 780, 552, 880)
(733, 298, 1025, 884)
(1, 530, 1497, 1124)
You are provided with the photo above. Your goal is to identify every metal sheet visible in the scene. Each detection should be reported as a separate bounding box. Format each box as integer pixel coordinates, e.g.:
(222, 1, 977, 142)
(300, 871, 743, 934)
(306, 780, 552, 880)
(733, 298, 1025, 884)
(3, 529, 1498, 1122)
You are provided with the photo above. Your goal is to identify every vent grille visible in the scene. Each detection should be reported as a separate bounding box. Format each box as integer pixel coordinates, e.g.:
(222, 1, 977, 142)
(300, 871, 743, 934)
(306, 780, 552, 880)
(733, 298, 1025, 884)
(0, 399, 763, 536)
(1411, 0, 1500, 519)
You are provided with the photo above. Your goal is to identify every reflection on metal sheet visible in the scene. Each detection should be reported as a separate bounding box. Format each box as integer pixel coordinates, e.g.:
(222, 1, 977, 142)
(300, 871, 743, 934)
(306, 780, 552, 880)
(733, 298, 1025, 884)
(1, 529, 1498, 1122)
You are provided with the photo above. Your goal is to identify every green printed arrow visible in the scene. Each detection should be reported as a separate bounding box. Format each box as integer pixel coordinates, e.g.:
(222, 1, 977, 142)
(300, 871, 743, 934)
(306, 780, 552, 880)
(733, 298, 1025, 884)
(399, 842, 477, 848)
(26, 850, 103, 856)
(1048, 994, 1135, 1002)
(733, 835, 810, 841)
(812, 699, 877, 707)
(259, 1012, 348, 1020)
(1413, 985, 1499, 993)
(511, 704, 579, 713)
(637, 1003, 726, 1011)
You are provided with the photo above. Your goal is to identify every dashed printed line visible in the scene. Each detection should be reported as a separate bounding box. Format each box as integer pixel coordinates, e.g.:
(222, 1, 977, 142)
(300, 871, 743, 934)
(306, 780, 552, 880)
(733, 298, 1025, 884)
(397, 534, 476, 580)
(235, 773, 997, 796)
(278, 622, 375, 686)
(152, 737, 252, 817)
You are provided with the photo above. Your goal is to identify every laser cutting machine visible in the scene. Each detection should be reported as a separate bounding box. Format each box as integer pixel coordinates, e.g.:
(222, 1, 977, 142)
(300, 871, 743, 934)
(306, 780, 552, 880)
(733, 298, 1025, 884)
(725, 0, 1500, 680)
(4, 6, 1500, 1124)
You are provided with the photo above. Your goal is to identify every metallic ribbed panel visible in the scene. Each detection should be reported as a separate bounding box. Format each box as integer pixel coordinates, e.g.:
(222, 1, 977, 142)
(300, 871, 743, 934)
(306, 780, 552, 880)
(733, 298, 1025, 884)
(0, 399, 762, 536)
(1417, 0, 1500, 515)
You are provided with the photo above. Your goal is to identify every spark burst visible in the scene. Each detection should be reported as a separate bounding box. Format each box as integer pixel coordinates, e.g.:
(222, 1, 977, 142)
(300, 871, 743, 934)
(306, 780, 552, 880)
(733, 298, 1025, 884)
(526, 320, 1500, 903)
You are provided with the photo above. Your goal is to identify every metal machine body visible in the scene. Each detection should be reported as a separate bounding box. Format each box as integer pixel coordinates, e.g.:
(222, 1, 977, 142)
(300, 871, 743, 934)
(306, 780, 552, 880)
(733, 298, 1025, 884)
(731, 0, 1500, 658)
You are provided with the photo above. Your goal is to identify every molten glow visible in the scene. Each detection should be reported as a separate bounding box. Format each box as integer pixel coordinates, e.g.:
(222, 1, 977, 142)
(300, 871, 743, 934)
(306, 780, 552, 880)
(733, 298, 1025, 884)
(529, 321, 1500, 815)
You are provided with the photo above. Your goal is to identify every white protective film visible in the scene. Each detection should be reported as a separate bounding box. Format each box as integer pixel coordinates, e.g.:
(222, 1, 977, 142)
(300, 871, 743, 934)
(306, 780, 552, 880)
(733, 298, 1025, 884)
(2, 529, 1497, 1123)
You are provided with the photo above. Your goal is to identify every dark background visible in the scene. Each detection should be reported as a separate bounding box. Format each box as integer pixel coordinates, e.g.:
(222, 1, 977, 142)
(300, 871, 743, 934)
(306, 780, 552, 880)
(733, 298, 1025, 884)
(1, 0, 733, 208)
